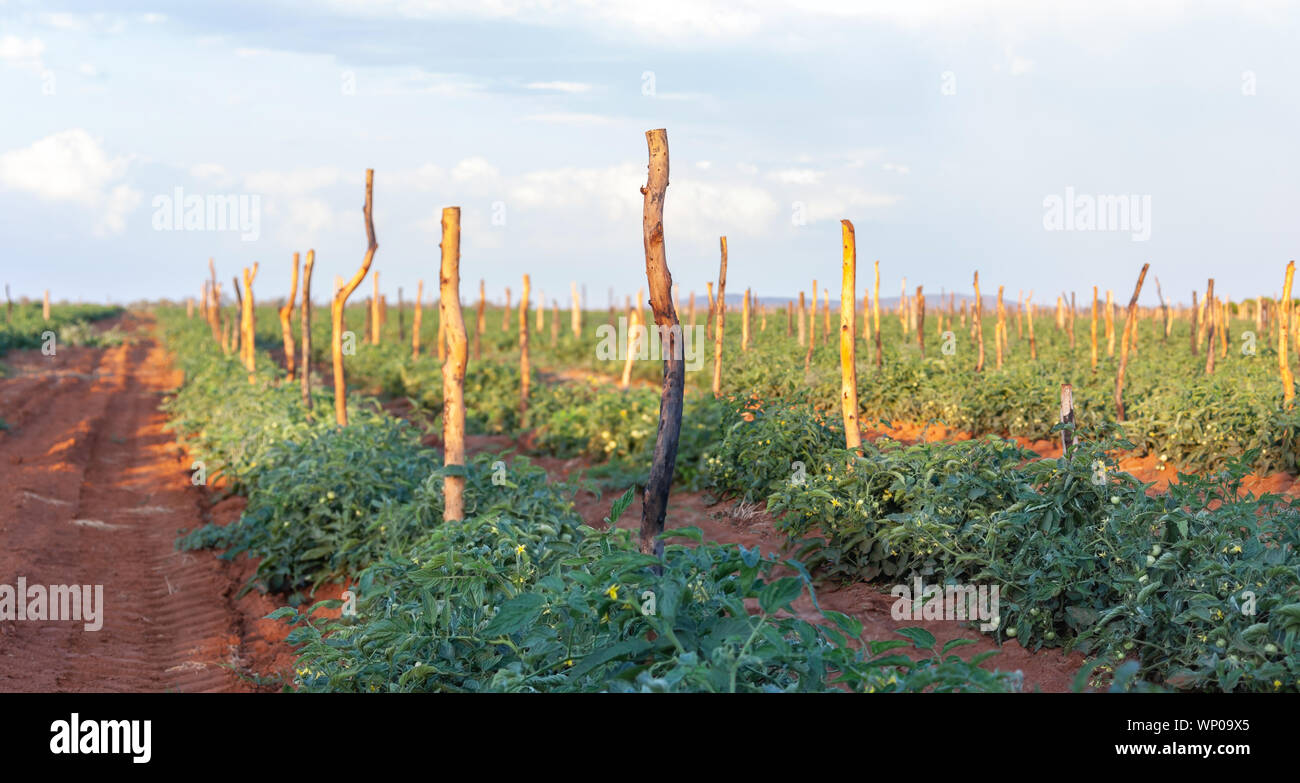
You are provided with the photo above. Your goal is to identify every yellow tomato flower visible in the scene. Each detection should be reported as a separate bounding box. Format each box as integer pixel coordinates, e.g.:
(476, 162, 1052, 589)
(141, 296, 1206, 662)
(605, 584, 619, 600)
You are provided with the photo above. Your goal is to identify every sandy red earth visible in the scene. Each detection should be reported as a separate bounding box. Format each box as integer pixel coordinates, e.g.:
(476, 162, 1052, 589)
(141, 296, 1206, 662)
(1, 315, 1289, 693)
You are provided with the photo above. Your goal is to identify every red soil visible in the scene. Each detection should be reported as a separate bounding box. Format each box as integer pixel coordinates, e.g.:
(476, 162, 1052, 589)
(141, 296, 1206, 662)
(0, 315, 298, 692)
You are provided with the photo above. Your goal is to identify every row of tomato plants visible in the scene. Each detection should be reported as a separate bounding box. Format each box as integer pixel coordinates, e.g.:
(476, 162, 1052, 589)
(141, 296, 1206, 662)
(159, 310, 1019, 693)
(288, 301, 1300, 477)
(699, 403, 1300, 692)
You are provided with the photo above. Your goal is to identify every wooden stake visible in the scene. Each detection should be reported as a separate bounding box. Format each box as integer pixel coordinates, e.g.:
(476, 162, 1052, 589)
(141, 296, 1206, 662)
(331, 169, 378, 428)
(439, 207, 468, 521)
(520, 274, 530, 413)
(300, 250, 314, 408)
(279, 253, 299, 381)
(1281, 261, 1296, 408)
(973, 272, 985, 372)
(1060, 384, 1076, 455)
(1114, 263, 1149, 421)
(638, 127, 683, 559)
(713, 237, 728, 397)
(1205, 279, 1217, 375)
(840, 220, 861, 452)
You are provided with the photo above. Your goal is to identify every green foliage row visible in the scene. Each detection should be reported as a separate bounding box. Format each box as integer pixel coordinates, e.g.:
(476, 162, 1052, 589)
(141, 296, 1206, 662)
(157, 309, 1015, 692)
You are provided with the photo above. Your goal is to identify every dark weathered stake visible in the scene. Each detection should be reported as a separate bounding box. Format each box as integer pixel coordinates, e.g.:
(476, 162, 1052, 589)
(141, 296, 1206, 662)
(637, 128, 683, 559)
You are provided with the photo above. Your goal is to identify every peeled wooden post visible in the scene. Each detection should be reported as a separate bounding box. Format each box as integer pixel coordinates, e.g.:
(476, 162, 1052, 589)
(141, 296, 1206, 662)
(840, 220, 861, 453)
(873, 261, 882, 368)
(1204, 279, 1218, 375)
(501, 287, 511, 332)
(571, 281, 581, 337)
(1190, 290, 1199, 356)
(279, 253, 300, 381)
(1027, 292, 1038, 360)
(1090, 286, 1099, 370)
(241, 263, 258, 379)
(42, 290, 50, 321)
(688, 291, 697, 328)
(1281, 261, 1296, 408)
(805, 280, 817, 370)
(741, 288, 751, 351)
(1067, 292, 1076, 350)
(637, 128, 684, 559)
(551, 300, 559, 346)
(706, 281, 715, 340)
(440, 207, 468, 521)
(786, 300, 793, 337)
(536, 289, 545, 331)
(621, 307, 640, 390)
(1155, 277, 1170, 342)
(1060, 384, 1076, 455)
(1114, 263, 1150, 422)
(1220, 298, 1229, 359)
(973, 272, 985, 372)
(231, 276, 243, 355)
(370, 271, 381, 345)
(712, 236, 728, 397)
(823, 288, 831, 336)
(300, 250, 315, 408)
(412, 280, 423, 359)
(917, 286, 927, 359)
(331, 169, 378, 428)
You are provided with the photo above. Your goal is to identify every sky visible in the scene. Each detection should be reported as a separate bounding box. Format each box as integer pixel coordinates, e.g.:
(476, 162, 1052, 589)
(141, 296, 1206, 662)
(1, 0, 1298, 307)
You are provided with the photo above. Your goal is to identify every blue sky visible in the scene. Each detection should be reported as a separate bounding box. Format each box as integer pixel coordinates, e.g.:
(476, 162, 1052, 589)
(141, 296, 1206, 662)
(1, 1, 1297, 307)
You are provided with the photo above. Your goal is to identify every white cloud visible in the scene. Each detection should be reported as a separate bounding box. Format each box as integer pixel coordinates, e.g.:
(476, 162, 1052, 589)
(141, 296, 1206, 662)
(243, 167, 340, 195)
(0, 36, 45, 70)
(97, 184, 142, 236)
(0, 130, 140, 234)
(451, 157, 501, 184)
(882, 162, 910, 175)
(525, 81, 592, 93)
(768, 168, 824, 185)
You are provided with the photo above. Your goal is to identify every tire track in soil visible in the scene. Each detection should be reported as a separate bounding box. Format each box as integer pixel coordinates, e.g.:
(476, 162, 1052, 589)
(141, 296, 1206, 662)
(0, 314, 283, 692)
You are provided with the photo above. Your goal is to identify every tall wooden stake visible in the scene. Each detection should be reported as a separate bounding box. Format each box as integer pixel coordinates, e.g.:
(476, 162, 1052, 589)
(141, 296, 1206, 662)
(332, 169, 378, 427)
(440, 207, 468, 521)
(638, 128, 683, 559)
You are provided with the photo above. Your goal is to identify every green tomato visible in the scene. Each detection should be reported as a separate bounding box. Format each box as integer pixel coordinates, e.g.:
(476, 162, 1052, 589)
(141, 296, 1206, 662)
(1151, 545, 1162, 556)
(1110, 496, 1121, 505)
(1215, 638, 1227, 648)
(1264, 643, 1278, 654)
(1005, 627, 1017, 638)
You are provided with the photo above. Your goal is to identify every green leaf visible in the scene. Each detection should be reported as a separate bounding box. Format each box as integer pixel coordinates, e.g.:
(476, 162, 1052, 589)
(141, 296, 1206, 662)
(606, 486, 636, 526)
(758, 577, 804, 614)
(482, 593, 545, 637)
(895, 626, 936, 651)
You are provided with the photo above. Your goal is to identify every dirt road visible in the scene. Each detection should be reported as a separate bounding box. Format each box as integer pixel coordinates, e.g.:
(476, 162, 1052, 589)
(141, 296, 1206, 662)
(0, 314, 284, 692)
